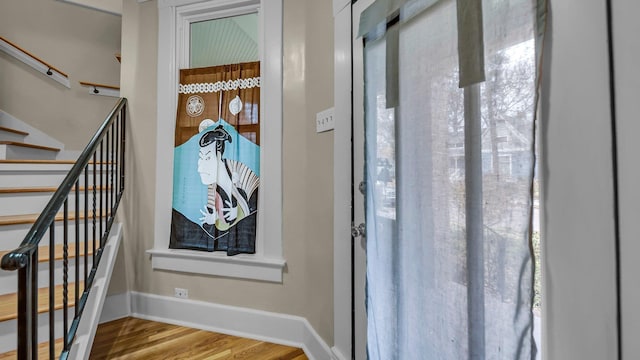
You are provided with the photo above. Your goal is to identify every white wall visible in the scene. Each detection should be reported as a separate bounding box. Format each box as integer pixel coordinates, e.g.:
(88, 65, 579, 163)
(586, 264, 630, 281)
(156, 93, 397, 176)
(542, 1, 618, 358)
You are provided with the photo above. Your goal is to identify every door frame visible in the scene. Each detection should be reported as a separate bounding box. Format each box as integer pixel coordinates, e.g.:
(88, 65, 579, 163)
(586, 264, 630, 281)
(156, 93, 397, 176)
(332, 0, 354, 359)
(334, 0, 628, 359)
(333, 0, 372, 359)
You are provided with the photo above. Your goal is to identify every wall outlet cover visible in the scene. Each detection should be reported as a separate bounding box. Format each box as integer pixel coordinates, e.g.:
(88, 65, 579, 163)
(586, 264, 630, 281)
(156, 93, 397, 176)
(316, 107, 335, 133)
(174, 287, 189, 299)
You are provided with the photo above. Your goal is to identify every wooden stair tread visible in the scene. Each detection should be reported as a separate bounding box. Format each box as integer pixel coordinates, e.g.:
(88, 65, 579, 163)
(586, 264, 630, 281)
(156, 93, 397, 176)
(0, 127, 28, 136)
(0, 159, 112, 165)
(0, 159, 76, 164)
(0, 142, 60, 152)
(0, 338, 64, 359)
(0, 185, 105, 194)
(0, 282, 84, 322)
(0, 211, 96, 226)
(0, 243, 94, 263)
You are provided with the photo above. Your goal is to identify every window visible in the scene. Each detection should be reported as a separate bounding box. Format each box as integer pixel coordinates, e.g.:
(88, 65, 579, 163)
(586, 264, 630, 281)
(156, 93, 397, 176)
(148, 0, 285, 282)
(189, 13, 261, 143)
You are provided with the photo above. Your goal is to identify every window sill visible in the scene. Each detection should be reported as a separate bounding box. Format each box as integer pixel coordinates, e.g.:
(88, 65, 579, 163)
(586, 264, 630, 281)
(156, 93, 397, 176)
(146, 248, 286, 282)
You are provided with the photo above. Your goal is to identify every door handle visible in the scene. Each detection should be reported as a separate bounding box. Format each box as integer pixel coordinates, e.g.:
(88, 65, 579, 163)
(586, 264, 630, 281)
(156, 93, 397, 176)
(351, 223, 366, 238)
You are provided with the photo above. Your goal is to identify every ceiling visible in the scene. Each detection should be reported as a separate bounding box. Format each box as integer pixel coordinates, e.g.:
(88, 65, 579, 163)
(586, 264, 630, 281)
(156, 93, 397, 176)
(190, 13, 259, 68)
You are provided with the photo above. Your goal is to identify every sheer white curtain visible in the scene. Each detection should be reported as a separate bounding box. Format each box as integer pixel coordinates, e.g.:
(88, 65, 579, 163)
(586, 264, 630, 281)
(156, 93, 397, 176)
(363, 0, 544, 358)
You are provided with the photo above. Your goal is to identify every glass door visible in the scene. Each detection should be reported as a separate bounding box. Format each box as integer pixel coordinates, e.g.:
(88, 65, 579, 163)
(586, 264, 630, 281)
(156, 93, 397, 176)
(354, 0, 540, 358)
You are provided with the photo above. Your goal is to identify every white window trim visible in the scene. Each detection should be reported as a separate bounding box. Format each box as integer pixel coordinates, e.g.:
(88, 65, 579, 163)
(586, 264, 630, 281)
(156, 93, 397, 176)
(148, 0, 285, 283)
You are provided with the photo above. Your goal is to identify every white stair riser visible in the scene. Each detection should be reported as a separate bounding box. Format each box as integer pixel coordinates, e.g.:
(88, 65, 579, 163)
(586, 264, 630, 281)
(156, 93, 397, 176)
(0, 144, 58, 161)
(0, 169, 115, 188)
(0, 309, 77, 354)
(0, 191, 107, 217)
(0, 223, 112, 250)
(0, 261, 93, 296)
(0, 130, 27, 143)
(0, 110, 65, 151)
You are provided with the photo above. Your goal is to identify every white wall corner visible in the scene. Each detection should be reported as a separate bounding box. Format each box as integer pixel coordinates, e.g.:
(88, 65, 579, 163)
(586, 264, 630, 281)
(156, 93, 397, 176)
(99, 292, 132, 324)
(130, 292, 334, 360)
(332, 346, 350, 360)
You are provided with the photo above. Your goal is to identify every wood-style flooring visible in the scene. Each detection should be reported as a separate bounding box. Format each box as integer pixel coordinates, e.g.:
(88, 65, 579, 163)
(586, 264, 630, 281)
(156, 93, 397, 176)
(89, 317, 309, 360)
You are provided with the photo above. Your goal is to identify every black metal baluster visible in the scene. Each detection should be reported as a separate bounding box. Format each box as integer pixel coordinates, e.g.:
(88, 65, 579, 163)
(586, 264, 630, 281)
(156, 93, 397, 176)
(50, 223, 56, 359)
(75, 181, 80, 318)
(93, 153, 97, 263)
(111, 121, 115, 219)
(105, 130, 110, 224)
(16, 249, 37, 360)
(121, 106, 126, 193)
(100, 142, 104, 247)
(115, 114, 120, 207)
(84, 165, 89, 285)
(63, 199, 69, 352)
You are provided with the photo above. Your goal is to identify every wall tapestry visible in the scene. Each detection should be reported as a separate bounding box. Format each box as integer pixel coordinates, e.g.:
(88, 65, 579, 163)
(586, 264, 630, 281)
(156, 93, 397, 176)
(170, 62, 260, 255)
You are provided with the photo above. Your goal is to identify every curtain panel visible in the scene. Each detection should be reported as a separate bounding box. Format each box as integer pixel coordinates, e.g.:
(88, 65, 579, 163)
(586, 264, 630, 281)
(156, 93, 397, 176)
(361, 0, 546, 359)
(170, 62, 261, 256)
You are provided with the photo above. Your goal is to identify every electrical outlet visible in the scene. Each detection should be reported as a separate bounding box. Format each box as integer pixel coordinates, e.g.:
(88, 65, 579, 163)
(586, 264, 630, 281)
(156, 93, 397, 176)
(316, 107, 335, 133)
(174, 287, 188, 299)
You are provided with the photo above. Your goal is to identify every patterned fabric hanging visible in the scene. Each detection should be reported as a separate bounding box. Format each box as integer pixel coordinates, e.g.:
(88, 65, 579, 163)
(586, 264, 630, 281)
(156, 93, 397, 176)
(170, 62, 260, 255)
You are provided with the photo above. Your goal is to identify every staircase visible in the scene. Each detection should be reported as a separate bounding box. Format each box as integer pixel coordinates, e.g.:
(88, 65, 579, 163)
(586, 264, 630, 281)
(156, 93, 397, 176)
(0, 99, 126, 359)
(0, 161, 90, 356)
(0, 127, 60, 161)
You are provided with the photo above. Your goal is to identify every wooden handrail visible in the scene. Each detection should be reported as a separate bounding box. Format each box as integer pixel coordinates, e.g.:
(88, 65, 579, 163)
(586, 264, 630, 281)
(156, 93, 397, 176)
(0, 36, 70, 88)
(0, 36, 68, 77)
(78, 81, 120, 90)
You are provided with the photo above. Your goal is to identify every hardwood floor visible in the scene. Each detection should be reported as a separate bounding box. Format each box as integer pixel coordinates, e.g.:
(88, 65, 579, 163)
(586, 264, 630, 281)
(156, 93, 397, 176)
(90, 317, 308, 360)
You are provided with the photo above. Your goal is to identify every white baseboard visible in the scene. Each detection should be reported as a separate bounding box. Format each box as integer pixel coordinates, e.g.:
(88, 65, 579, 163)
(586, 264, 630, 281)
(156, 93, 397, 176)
(99, 292, 131, 324)
(130, 292, 336, 360)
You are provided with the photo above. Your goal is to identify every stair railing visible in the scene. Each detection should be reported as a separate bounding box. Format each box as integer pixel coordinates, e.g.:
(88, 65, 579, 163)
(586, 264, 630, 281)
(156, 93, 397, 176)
(1, 98, 127, 359)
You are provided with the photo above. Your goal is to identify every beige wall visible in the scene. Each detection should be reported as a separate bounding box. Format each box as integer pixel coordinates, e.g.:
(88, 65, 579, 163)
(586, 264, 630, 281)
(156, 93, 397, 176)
(0, 0, 121, 150)
(119, 0, 335, 344)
